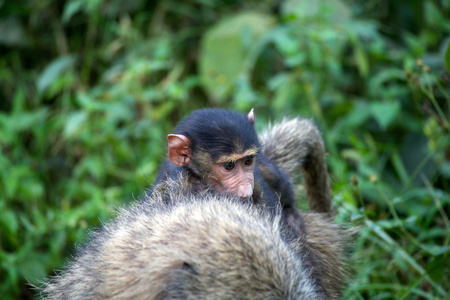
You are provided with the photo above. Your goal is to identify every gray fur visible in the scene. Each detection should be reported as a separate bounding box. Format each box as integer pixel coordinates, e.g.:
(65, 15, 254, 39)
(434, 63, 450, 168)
(40, 177, 329, 299)
(259, 118, 332, 212)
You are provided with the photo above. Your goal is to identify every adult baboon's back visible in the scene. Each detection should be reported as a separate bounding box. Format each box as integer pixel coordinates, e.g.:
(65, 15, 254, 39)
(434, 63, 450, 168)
(41, 178, 326, 299)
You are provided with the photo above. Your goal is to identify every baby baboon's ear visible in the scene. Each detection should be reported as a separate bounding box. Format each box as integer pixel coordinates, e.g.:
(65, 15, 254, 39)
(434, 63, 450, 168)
(168, 134, 192, 166)
(247, 108, 255, 125)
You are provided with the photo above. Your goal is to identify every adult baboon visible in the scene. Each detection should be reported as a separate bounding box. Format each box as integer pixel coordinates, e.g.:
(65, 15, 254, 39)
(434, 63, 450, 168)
(41, 176, 346, 299)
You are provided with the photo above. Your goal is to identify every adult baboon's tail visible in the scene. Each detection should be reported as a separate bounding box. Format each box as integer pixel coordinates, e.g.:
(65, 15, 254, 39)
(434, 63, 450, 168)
(259, 118, 332, 213)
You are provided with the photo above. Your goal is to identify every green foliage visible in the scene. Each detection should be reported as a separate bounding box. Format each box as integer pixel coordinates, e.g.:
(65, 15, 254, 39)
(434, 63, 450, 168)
(0, 0, 449, 299)
(199, 12, 276, 101)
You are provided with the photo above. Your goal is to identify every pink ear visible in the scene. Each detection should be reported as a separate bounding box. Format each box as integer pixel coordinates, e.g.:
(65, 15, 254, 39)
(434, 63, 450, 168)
(167, 134, 192, 166)
(247, 108, 255, 125)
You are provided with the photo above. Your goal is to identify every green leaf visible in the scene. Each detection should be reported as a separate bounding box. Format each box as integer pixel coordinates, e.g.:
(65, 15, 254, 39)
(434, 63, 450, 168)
(445, 39, 450, 70)
(271, 78, 297, 115)
(273, 31, 300, 56)
(354, 44, 369, 78)
(18, 177, 45, 201)
(368, 68, 406, 97)
(0, 211, 19, 241)
(281, 0, 351, 23)
(424, 1, 447, 29)
(10, 108, 48, 132)
(348, 33, 369, 78)
(0, 17, 29, 46)
(37, 55, 75, 93)
(370, 101, 401, 130)
(18, 251, 48, 285)
(426, 255, 445, 282)
(391, 151, 410, 186)
(62, 0, 84, 23)
(74, 155, 104, 180)
(346, 101, 371, 127)
(199, 12, 275, 101)
(63, 111, 88, 138)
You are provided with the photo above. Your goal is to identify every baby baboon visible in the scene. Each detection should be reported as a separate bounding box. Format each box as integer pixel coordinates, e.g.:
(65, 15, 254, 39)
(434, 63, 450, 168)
(152, 108, 304, 238)
(40, 176, 345, 299)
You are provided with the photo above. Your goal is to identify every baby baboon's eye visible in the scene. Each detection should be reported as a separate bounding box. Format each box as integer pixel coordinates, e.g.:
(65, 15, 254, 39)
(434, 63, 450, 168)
(223, 161, 235, 171)
(244, 156, 254, 166)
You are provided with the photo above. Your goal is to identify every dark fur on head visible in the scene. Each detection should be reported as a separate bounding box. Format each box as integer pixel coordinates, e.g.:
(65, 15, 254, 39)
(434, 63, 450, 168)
(173, 109, 260, 162)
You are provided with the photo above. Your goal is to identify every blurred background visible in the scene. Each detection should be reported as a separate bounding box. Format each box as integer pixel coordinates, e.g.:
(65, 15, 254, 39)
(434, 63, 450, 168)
(0, 0, 449, 299)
